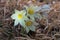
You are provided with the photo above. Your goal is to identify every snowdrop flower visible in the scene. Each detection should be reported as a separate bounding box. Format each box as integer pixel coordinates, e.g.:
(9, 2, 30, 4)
(39, 4, 51, 30)
(41, 4, 51, 13)
(24, 5, 42, 21)
(24, 20, 38, 33)
(39, 4, 51, 18)
(11, 9, 28, 27)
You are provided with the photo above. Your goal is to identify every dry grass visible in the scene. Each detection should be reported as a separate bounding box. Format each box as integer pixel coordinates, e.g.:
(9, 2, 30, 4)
(0, 0, 60, 40)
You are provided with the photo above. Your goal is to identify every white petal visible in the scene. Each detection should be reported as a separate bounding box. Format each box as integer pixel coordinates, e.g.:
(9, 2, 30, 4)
(25, 27, 30, 33)
(41, 9, 50, 12)
(20, 10, 26, 15)
(14, 20, 19, 26)
(14, 9, 20, 14)
(34, 6, 42, 12)
(30, 16, 35, 21)
(29, 26, 35, 31)
(27, 14, 35, 21)
(42, 4, 50, 9)
(11, 14, 18, 19)
(23, 16, 29, 20)
(41, 4, 50, 12)
(15, 9, 26, 15)
(19, 20, 26, 28)
(33, 6, 38, 10)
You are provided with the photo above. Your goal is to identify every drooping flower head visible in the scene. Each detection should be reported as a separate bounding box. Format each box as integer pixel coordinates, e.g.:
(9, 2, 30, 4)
(40, 4, 51, 18)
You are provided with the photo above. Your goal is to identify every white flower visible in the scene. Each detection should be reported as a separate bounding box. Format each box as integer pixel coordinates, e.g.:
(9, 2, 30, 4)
(11, 9, 28, 27)
(24, 5, 42, 21)
(38, 4, 51, 18)
(24, 20, 38, 33)
(40, 4, 51, 13)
